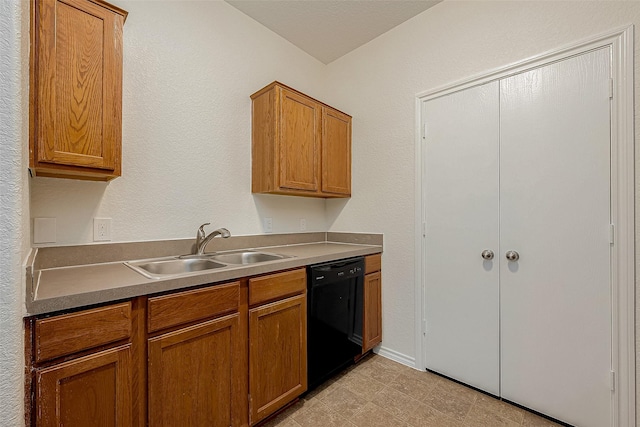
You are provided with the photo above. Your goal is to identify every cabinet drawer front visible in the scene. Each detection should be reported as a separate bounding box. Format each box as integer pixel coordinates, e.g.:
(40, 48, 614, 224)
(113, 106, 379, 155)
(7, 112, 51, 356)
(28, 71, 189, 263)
(365, 254, 382, 274)
(35, 302, 132, 363)
(249, 268, 306, 306)
(148, 281, 240, 333)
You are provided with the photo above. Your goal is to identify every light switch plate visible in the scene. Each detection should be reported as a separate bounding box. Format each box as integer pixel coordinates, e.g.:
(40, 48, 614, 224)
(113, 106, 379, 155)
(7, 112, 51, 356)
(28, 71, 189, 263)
(264, 217, 273, 233)
(93, 218, 112, 241)
(34, 218, 56, 243)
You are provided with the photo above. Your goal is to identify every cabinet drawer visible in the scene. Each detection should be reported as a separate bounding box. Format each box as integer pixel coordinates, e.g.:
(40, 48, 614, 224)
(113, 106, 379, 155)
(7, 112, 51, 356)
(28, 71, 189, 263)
(249, 268, 306, 306)
(35, 301, 132, 363)
(365, 254, 382, 274)
(148, 281, 240, 333)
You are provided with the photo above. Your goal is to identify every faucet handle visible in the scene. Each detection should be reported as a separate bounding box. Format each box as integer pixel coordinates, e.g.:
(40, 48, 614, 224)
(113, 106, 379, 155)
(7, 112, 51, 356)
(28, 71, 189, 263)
(197, 223, 211, 239)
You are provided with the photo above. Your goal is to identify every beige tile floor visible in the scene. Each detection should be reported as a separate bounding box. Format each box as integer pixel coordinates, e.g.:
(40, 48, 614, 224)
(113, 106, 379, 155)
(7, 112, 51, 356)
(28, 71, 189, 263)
(262, 354, 565, 427)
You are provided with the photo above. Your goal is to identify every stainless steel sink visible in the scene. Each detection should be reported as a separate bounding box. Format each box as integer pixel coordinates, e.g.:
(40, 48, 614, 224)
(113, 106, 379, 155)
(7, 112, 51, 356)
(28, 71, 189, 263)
(125, 258, 226, 279)
(209, 251, 288, 265)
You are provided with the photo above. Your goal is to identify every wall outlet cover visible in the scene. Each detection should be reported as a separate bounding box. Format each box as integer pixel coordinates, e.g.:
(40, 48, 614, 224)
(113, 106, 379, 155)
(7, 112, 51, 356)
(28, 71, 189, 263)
(93, 218, 112, 241)
(34, 218, 56, 243)
(264, 217, 273, 233)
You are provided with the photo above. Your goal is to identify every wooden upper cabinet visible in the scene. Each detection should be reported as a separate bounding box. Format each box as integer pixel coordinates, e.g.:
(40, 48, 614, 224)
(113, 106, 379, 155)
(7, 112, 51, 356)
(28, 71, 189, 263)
(30, 0, 127, 181)
(322, 107, 352, 195)
(251, 82, 352, 198)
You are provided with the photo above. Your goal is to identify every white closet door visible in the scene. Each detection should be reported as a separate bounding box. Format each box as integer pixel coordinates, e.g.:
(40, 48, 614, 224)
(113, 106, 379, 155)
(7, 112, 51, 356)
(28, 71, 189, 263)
(499, 48, 611, 427)
(424, 82, 500, 395)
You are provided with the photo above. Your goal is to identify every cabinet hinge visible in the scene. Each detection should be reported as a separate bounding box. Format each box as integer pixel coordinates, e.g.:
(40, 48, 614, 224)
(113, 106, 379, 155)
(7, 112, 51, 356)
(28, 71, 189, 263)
(422, 222, 426, 237)
(423, 319, 427, 336)
(610, 371, 615, 391)
(423, 123, 428, 140)
(609, 78, 614, 99)
(610, 224, 615, 244)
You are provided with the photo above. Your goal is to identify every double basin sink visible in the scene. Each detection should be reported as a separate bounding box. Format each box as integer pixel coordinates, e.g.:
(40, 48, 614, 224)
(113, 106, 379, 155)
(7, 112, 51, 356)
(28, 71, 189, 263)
(125, 251, 290, 279)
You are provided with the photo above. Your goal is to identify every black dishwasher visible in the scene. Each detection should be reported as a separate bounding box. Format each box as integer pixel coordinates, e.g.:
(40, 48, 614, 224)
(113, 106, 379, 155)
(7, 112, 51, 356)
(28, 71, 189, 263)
(307, 257, 364, 390)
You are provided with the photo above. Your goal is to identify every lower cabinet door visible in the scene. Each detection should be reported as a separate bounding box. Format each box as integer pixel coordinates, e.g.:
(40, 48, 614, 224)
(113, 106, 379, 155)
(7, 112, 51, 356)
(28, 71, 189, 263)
(148, 313, 241, 427)
(249, 294, 307, 425)
(362, 271, 382, 352)
(36, 345, 133, 427)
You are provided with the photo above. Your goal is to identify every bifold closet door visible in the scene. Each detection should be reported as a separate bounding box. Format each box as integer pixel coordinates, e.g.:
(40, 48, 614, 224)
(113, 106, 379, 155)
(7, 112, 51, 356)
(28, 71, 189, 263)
(424, 81, 500, 395)
(499, 48, 611, 427)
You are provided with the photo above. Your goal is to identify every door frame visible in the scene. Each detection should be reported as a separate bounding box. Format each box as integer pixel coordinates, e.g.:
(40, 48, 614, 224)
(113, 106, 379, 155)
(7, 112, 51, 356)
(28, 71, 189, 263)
(414, 26, 634, 427)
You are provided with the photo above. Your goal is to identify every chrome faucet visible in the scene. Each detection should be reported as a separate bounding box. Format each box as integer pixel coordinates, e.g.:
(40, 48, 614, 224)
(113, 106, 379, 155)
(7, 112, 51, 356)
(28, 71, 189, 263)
(195, 223, 231, 255)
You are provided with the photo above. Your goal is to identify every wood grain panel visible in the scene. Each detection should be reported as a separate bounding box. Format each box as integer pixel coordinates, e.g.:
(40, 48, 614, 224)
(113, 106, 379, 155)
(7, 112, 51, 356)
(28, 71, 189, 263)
(250, 81, 351, 198)
(365, 253, 382, 275)
(148, 314, 241, 427)
(363, 272, 382, 352)
(249, 268, 306, 306)
(35, 301, 132, 363)
(130, 297, 147, 427)
(321, 107, 351, 195)
(55, 1, 104, 159)
(147, 281, 239, 333)
(249, 294, 307, 424)
(31, 0, 125, 180)
(278, 87, 321, 192)
(36, 345, 133, 427)
(251, 87, 276, 193)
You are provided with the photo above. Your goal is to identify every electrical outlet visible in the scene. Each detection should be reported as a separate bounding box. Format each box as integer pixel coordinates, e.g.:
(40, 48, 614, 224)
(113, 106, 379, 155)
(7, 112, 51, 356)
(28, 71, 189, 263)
(93, 218, 112, 241)
(264, 217, 273, 233)
(300, 218, 307, 231)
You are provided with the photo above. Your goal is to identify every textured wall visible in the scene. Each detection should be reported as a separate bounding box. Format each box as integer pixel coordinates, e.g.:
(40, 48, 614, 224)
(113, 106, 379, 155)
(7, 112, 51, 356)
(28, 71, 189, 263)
(19, 0, 640, 423)
(0, 0, 29, 425)
(30, 1, 329, 245)
(325, 0, 640, 372)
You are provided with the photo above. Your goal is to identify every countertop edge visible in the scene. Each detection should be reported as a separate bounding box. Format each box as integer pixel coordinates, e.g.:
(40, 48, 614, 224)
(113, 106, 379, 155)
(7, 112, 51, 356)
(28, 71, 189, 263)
(26, 243, 382, 317)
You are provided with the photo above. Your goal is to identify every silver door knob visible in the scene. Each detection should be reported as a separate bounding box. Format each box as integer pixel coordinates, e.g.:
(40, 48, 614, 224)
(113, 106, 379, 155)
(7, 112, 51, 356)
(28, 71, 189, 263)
(505, 250, 520, 261)
(481, 250, 494, 260)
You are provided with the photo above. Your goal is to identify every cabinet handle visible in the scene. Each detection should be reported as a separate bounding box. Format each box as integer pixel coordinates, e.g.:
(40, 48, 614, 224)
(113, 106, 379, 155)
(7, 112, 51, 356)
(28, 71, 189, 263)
(481, 250, 494, 260)
(505, 250, 520, 261)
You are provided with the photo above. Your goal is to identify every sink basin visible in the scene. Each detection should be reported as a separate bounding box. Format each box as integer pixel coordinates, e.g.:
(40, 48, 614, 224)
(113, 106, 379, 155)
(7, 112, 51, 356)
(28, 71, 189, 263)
(209, 251, 288, 265)
(126, 258, 226, 279)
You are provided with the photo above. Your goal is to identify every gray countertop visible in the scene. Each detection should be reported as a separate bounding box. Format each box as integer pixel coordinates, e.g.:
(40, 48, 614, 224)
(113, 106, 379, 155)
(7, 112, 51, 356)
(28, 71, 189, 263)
(27, 235, 382, 316)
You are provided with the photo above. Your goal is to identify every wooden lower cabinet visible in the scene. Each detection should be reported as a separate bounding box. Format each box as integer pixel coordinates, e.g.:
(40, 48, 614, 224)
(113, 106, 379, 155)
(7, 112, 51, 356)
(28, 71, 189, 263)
(35, 345, 133, 427)
(363, 255, 383, 353)
(148, 313, 243, 427)
(249, 293, 307, 425)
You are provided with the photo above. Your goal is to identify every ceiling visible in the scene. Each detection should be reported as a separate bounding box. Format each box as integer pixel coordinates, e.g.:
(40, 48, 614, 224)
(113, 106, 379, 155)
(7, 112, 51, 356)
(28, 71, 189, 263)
(225, 0, 442, 64)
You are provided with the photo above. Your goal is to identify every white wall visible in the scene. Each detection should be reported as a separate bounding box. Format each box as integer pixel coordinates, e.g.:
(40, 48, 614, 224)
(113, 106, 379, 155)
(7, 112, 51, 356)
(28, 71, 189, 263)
(325, 0, 640, 370)
(30, 0, 329, 245)
(0, 0, 30, 425)
(17, 0, 640, 423)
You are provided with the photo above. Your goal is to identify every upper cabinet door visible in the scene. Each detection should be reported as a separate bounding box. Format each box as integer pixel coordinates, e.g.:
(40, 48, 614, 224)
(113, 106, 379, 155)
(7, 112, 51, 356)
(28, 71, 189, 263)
(32, 0, 126, 180)
(278, 87, 321, 192)
(321, 107, 351, 196)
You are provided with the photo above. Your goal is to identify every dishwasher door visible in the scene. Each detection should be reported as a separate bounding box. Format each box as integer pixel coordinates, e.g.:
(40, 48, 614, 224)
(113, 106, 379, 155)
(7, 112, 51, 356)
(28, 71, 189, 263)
(307, 257, 364, 390)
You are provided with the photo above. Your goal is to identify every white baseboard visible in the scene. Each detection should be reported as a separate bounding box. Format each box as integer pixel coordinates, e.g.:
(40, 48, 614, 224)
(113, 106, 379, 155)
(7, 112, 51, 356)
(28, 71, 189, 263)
(374, 345, 418, 370)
